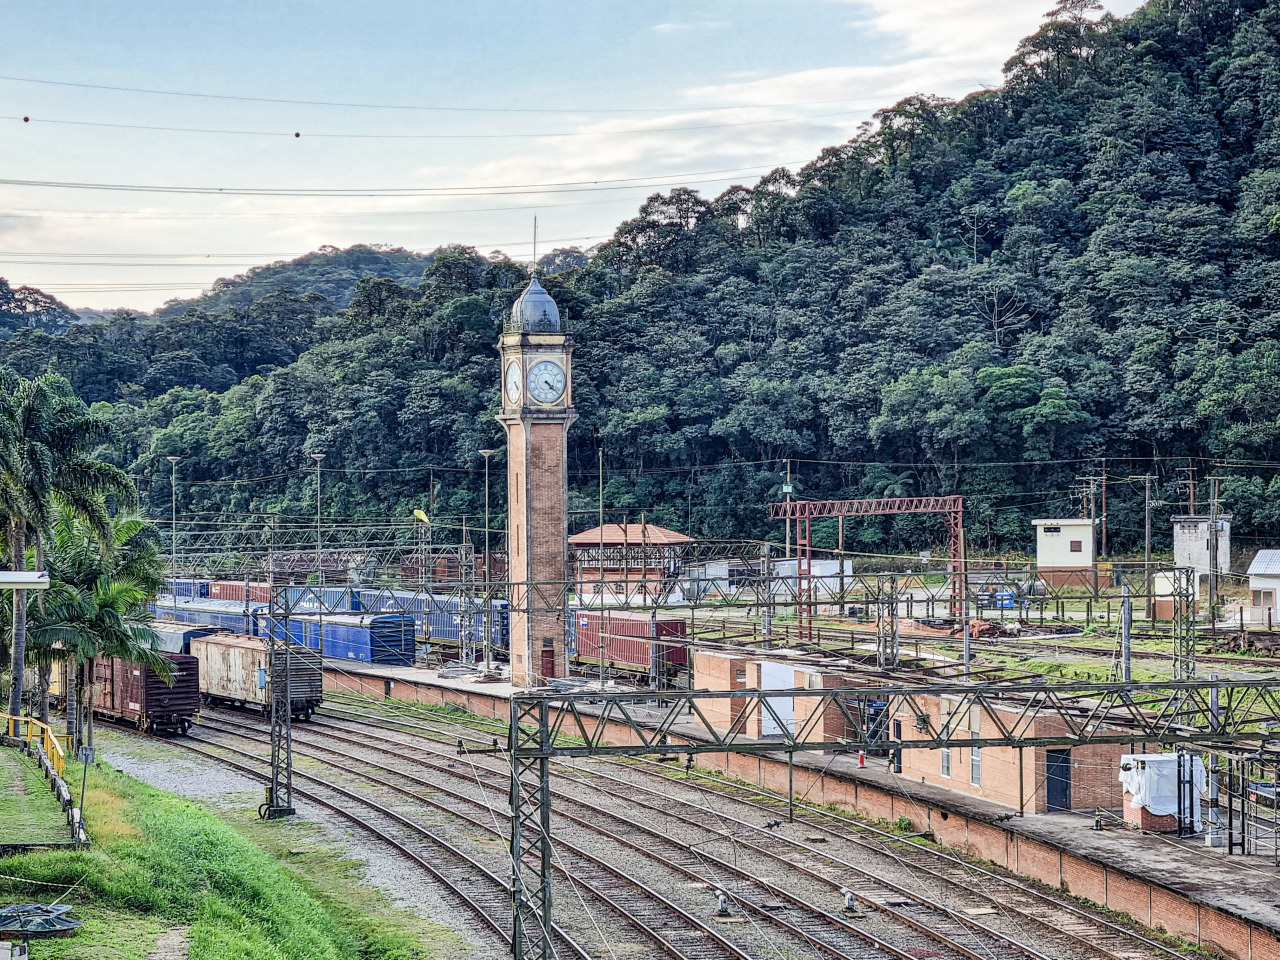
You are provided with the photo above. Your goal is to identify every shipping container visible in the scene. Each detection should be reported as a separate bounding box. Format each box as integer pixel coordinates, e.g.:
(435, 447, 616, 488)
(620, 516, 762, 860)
(93, 652, 200, 734)
(568, 610, 688, 674)
(262, 612, 415, 665)
(208, 580, 273, 604)
(190, 634, 323, 719)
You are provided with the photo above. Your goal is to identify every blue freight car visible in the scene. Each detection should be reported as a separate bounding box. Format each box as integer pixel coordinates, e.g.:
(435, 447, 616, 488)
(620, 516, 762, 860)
(357, 589, 508, 653)
(262, 612, 415, 665)
(152, 596, 265, 633)
(163, 578, 210, 600)
(280, 585, 362, 613)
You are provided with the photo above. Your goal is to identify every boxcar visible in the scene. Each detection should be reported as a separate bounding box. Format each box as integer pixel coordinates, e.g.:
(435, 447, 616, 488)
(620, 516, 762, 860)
(152, 596, 265, 634)
(262, 612, 415, 665)
(357, 589, 509, 654)
(93, 652, 200, 734)
(568, 610, 689, 676)
(151, 621, 226, 654)
(163, 578, 210, 600)
(190, 634, 323, 720)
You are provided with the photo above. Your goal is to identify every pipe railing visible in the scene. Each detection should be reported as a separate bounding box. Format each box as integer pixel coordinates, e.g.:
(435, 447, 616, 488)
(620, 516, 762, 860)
(2, 712, 67, 777)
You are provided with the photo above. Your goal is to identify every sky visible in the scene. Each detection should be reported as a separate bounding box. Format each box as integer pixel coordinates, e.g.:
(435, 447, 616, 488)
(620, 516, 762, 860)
(0, 0, 1145, 312)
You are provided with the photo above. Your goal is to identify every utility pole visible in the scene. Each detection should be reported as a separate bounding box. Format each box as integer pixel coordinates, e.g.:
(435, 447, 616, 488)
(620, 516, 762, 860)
(1120, 585, 1132, 682)
(783, 460, 793, 559)
(1100, 458, 1108, 557)
(1208, 475, 1221, 630)
(1182, 464, 1196, 514)
(1143, 474, 1153, 621)
(167, 456, 180, 621)
(480, 449, 495, 671)
(598, 448, 605, 686)
(311, 453, 325, 653)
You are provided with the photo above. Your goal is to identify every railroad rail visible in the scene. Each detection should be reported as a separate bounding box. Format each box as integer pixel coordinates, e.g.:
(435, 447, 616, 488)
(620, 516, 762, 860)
(700, 614, 1277, 671)
(123, 728, 592, 959)
(197, 711, 952, 960)
(318, 692, 1201, 960)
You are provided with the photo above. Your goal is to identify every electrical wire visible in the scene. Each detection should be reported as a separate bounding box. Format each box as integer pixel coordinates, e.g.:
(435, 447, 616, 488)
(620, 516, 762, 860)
(0, 72, 944, 115)
(4, 108, 864, 141)
(0, 159, 811, 197)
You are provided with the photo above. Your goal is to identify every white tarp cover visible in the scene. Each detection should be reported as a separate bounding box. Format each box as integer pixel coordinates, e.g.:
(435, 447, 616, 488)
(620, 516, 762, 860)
(1118, 754, 1206, 831)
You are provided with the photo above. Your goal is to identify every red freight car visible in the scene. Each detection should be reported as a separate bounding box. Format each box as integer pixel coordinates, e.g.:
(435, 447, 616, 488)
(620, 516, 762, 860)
(93, 652, 200, 734)
(570, 610, 688, 674)
(208, 580, 272, 604)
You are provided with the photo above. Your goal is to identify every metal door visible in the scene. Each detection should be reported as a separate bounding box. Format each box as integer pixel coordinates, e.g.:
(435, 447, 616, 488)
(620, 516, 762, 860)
(758, 661, 794, 736)
(1046, 749, 1071, 811)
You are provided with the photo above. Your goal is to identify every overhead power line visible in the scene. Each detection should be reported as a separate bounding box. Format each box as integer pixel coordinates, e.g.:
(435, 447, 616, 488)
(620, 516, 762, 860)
(0, 160, 806, 197)
(5, 109, 863, 141)
(0, 72, 906, 115)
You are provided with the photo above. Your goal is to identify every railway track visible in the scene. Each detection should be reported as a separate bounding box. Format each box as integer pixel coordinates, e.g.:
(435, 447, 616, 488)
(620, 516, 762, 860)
(122, 727, 593, 960)
(704, 614, 1277, 670)
(317, 692, 1201, 960)
(198, 710, 960, 960)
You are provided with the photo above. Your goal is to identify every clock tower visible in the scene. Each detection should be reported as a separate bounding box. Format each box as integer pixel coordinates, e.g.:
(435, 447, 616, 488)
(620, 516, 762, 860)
(498, 275, 576, 686)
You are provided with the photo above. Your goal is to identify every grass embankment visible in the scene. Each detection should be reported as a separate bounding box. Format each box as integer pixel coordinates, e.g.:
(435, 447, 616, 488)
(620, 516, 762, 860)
(0, 748, 70, 845)
(0, 758, 459, 959)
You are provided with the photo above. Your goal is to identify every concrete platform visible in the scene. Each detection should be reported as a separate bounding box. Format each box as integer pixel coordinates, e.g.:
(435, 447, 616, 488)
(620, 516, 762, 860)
(321, 660, 1280, 958)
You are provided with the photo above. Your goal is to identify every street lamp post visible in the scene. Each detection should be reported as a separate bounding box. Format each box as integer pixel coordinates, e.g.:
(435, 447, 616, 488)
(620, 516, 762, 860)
(167, 456, 180, 619)
(311, 453, 325, 660)
(479, 449, 495, 671)
(310, 453, 325, 588)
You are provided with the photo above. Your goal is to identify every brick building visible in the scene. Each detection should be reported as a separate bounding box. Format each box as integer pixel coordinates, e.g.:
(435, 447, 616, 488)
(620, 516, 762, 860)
(891, 692, 1152, 813)
(569, 522, 692, 605)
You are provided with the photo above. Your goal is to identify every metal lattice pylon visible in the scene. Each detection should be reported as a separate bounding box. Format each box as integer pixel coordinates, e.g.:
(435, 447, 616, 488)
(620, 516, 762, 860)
(509, 698, 553, 959)
(1171, 567, 1197, 680)
(876, 574, 900, 670)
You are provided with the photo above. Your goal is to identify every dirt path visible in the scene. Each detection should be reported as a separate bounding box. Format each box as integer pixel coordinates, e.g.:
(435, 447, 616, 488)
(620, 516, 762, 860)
(144, 925, 189, 960)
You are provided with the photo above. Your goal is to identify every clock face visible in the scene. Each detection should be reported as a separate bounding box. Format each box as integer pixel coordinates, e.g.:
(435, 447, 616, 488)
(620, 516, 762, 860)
(527, 360, 566, 404)
(504, 362, 522, 404)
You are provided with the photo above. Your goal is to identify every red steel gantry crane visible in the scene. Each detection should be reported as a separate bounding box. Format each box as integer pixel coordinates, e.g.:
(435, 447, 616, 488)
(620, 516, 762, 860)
(768, 495, 966, 641)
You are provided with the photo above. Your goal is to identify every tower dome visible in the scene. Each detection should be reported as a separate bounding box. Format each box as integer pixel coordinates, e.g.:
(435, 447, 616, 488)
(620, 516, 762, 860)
(510, 275, 560, 332)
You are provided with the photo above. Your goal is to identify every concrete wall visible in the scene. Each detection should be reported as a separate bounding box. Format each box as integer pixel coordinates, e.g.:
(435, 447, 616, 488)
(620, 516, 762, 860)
(1173, 515, 1232, 582)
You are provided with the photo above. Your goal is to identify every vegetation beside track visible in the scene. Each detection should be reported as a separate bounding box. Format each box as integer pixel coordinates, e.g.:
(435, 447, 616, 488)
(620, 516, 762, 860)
(0, 755, 454, 959)
(0, 748, 70, 845)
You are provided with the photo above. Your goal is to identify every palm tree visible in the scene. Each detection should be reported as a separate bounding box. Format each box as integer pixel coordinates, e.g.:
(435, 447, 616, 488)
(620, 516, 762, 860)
(0, 370, 134, 715)
(4, 509, 165, 747)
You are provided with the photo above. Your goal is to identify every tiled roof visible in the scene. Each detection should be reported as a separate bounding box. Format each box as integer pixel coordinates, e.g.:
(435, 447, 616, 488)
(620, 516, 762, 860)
(569, 523, 693, 546)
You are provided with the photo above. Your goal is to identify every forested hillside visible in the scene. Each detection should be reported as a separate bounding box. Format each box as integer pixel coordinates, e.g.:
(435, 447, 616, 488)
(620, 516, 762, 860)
(6, 0, 1280, 557)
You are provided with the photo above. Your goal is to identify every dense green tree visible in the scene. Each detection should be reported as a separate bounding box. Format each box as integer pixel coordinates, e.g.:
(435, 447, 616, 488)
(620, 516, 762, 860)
(9, 2, 1280, 559)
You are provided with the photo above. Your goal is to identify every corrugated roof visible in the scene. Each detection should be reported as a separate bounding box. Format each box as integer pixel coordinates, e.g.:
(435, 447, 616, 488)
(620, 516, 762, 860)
(1248, 550, 1280, 576)
(569, 523, 693, 546)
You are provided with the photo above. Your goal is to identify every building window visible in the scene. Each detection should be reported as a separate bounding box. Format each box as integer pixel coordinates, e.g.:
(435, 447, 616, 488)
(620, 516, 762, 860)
(1069, 541, 1082, 553)
(806, 673, 823, 689)
(734, 669, 746, 684)
(940, 747, 951, 778)
(970, 747, 981, 786)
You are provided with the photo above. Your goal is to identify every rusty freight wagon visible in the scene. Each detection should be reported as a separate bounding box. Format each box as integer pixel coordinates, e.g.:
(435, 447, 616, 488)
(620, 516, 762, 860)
(567, 609, 689, 683)
(190, 633, 324, 720)
(93, 652, 200, 734)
